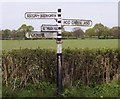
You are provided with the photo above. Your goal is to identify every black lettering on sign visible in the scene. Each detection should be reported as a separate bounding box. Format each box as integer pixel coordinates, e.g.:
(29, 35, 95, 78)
(40, 14, 56, 18)
(53, 14, 56, 17)
(41, 14, 46, 18)
(72, 20, 82, 25)
(34, 14, 39, 18)
(43, 27, 45, 30)
(79, 21, 82, 25)
(42, 26, 58, 31)
(52, 14, 54, 17)
(71, 20, 74, 25)
(63, 21, 67, 24)
(46, 27, 53, 30)
(54, 27, 58, 30)
(27, 14, 39, 18)
(46, 27, 48, 30)
(33, 14, 39, 18)
(83, 21, 89, 26)
(64, 20, 70, 25)
(73, 20, 79, 25)
(27, 14, 31, 18)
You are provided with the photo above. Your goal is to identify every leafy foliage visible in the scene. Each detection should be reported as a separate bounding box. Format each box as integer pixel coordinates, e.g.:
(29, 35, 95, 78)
(2, 81, 120, 97)
(2, 48, 120, 89)
(2, 48, 120, 97)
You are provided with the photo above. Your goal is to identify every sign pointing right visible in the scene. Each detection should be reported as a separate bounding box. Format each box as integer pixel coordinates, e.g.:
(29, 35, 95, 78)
(62, 19, 92, 26)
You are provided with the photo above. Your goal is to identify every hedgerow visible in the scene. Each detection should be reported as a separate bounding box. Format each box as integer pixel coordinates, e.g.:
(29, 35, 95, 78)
(2, 48, 120, 89)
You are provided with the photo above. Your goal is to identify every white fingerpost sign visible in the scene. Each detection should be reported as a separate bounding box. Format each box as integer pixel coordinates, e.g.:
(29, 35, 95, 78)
(62, 19, 92, 26)
(25, 12, 57, 19)
(41, 24, 58, 32)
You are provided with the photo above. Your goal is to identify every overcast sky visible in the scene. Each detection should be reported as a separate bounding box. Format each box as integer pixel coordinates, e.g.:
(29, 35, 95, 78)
(0, 0, 119, 31)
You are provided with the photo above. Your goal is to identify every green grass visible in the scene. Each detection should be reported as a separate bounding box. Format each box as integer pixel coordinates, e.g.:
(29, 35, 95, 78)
(2, 81, 120, 97)
(2, 39, 118, 51)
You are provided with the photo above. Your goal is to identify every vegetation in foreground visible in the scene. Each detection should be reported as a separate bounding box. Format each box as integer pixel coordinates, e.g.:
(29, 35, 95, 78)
(2, 48, 120, 97)
(2, 81, 120, 97)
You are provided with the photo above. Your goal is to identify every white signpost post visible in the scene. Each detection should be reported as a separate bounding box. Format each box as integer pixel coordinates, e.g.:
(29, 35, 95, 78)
(25, 9, 92, 96)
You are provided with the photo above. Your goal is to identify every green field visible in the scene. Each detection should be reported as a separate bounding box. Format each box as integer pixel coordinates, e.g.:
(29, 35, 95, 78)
(2, 39, 119, 51)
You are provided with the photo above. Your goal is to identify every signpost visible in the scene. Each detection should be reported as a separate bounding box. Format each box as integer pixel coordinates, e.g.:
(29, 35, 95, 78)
(41, 24, 58, 32)
(25, 9, 92, 96)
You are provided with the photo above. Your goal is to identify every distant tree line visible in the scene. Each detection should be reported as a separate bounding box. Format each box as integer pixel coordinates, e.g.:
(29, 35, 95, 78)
(85, 23, 119, 39)
(1, 23, 120, 40)
(1, 24, 34, 40)
(63, 23, 119, 39)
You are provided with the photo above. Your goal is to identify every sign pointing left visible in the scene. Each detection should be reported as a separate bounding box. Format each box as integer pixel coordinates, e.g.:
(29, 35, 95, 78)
(25, 12, 57, 19)
(41, 24, 58, 32)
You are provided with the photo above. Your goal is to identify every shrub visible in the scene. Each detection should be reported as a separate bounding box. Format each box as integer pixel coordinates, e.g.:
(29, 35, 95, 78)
(2, 82, 57, 97)
(2, 48, 120, 89)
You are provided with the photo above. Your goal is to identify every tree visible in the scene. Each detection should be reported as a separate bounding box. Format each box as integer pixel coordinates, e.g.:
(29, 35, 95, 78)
(93, 23, 105, 39)
(85, 28, 95, 38)
(72, 27, 84, 39)
(18, 24, 34, 32)
(11, 30, 17, 39)
(62, 31, 73, 38)
(110, 26, 120, 39)
(102, 26, 111, 39)
(18, 24, 34, 39)
(2, 29, 11, 39)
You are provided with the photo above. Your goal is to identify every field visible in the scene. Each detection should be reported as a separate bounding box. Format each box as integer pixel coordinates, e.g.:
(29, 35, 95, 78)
(2, 39, 118, 51)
